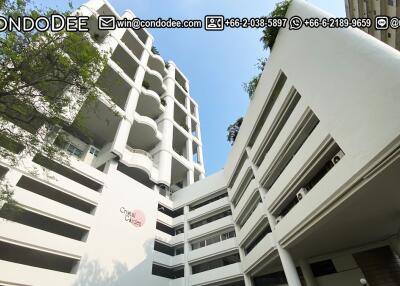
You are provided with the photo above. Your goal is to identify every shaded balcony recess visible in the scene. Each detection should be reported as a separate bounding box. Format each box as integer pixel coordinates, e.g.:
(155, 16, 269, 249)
(189, 209, 232, 229)
(175, 70, 187, 92)
(174, 84, 187, 107)
(0, 204, 89, 241)
(174, 103, 188, 131)
(0, 240, 79, 273)
(65, 99, 120, 150)
(111, 45, 139, 81)
(32, 154, 103, 192)
(191, 253, 240, 274)
(190, 101, 196, 117)
(170, 156, 190, 194)
(16, 176, 97, 214)
(120, 30, 144, 60)
(189, 191, 228, 211)
(96, 64, 131, 110)
(136, 89, 163, 120)
(132, 28, 148, 45)
(191, 118, 199, 138)
(143, 70, 165, 96)
(127, 119, 160, 152)
(148, 54, 167, 78)
(117, 162, 155, 189)
(173, 126, 188, 160)
(192, 141, 201, 164)
(152, 264, 184, 279)
(87, 15, 108, 44)
(96, 4, 115, 18)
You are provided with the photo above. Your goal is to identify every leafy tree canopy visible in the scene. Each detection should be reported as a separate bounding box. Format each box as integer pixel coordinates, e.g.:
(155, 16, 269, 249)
(0, 0, 108, 206)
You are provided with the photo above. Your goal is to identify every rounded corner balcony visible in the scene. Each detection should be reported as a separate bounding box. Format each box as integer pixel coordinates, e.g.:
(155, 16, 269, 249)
(144, 69, 167, 97)
(120, 146, 156, 179)
(126, 113, 162, 158)
(148, 52, 167, 79)
(137, 87, 164, 120)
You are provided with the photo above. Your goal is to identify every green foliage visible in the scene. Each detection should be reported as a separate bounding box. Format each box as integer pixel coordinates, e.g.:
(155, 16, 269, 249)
(243, 58, 267, 98)
(227, 117, 243, 145)
(261, 0, 292, 50)
(151, 46, 160, 55)
(0, 0, 108, 209)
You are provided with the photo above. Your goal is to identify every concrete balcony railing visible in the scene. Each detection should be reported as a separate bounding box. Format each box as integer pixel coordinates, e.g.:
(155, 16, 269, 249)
(155, 230, 184, 246)
(241, 233, 275, 273)
(137, 87, 164, 120)
(153, 251, 185, 267)
(13, 187, 94, 229)
(232, 179, 258, 223)
(188, 216, 234, 241)
(170, 277, 185, 286)
(148, 52, 167, 78)
(133, 112, 162, 142)
(0, 260, 76, 286)
(28, 161, 101, 206)
(229, 159, 252, 204)
(0, 220, 85, 259)
(190, 263, 243, 286)
(120, 146, 156, 179)
(188, 238, 238, 263)
(237, 203, 266, 246)
(187, 197, 230, 222)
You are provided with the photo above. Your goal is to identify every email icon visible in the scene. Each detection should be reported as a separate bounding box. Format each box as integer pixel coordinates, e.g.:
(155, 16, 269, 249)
(98, 16, 115, 30)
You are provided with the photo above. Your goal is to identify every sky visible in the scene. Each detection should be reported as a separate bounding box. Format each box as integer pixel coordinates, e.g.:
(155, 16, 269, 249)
(41, 0, 345, 175)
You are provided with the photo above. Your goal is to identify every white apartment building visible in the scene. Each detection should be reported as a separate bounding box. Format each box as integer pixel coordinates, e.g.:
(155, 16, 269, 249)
(345, 0, 400, 50)
(1, 0, 400, 286)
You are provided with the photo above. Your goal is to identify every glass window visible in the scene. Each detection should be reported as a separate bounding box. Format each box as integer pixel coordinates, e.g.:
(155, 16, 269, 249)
(65, 143, 83, 158)
(89, 146, 99, 156)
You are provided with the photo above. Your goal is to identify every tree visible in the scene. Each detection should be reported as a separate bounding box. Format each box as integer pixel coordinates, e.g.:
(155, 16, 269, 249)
(0, 0, 108, 208)
(261, 0, 292, 51)
(227, 117, 243, 145)
(243, 57, 267, 98)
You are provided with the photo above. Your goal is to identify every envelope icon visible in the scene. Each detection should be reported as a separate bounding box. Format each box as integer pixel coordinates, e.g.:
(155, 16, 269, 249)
(98, 16, 115, 30)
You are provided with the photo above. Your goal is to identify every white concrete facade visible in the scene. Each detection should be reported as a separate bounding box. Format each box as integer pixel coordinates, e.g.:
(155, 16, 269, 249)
(1, 0, 400, 286)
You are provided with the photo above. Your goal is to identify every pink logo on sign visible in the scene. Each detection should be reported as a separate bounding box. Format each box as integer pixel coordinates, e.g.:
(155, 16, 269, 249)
(130, 209, 145, 227)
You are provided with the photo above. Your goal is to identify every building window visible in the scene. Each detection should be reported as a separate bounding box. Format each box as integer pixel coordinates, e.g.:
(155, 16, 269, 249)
(191, 230, 236, 250)
(89, 146, 99, 156)
(388, 32, 392, 38)
(190, 209, 232, 229)
(191, 253, 240, 274)
(65, 143, 83, 158)
(388, 0, 394, 6)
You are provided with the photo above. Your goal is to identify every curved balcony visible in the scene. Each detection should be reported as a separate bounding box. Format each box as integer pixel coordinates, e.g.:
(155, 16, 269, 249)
(143, 69, 166, 96)
(136, 87, 164, 120)
(120, 146, 154, 178)
(127, 113, 162, 152)
(148, 53, 167, 78)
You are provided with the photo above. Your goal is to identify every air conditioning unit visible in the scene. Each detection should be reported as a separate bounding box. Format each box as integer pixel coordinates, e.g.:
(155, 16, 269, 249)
(276, 215, 283, 223)
(331, 150, 345, 165)
(296, 187, 308, 201)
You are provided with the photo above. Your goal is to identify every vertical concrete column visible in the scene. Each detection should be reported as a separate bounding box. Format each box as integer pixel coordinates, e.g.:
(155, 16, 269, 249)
(183, 205, 191, 286)
(299, 259, 318, 286)
(229, 200, 253, 286)
(247, 142, 302, 286)
(275, 246, 302, 286)
(157, 62, 176, 186)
